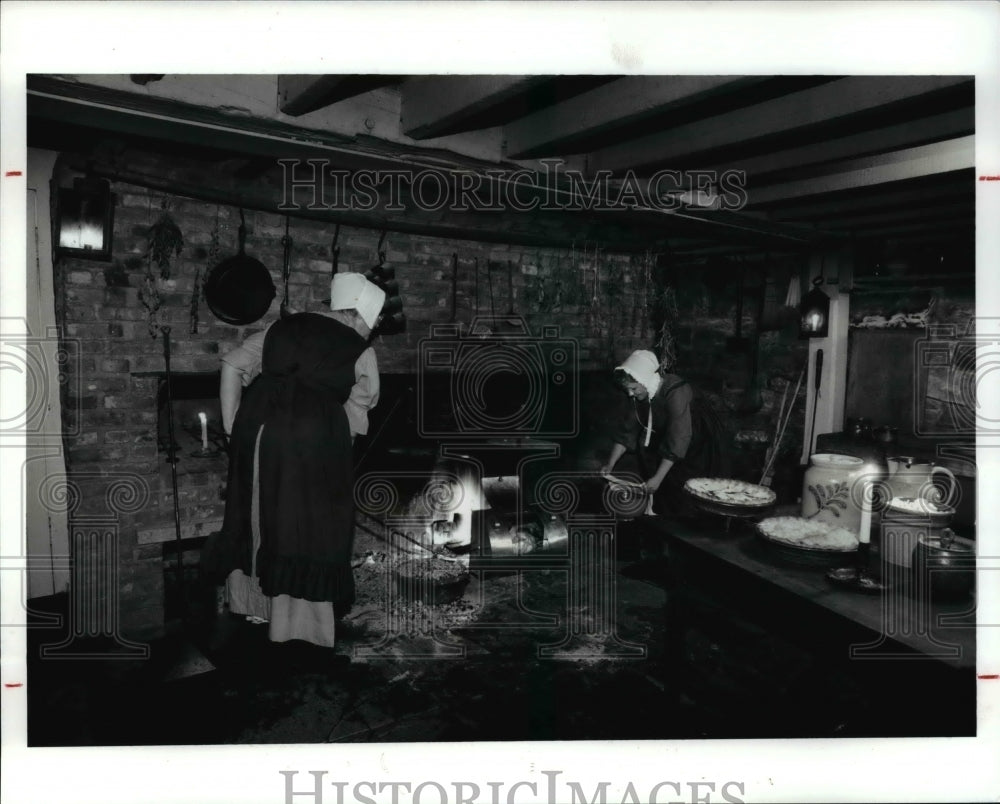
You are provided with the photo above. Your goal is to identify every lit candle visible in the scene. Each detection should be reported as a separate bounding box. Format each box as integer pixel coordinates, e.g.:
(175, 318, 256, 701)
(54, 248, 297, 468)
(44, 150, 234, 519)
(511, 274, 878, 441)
(858, 479, 872, 544)
(198, 412, 209, 451)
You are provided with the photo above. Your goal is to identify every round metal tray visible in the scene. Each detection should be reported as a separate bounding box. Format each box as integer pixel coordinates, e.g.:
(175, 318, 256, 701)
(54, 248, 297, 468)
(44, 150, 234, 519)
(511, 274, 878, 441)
(688, 494, 776, 520)
(756, 529, 857, 568)
(684, 478, 777, 519)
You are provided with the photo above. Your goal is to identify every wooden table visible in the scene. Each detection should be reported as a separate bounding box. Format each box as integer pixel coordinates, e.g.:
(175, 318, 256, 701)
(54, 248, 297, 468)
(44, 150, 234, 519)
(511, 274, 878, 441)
(648, 515, 977, 736)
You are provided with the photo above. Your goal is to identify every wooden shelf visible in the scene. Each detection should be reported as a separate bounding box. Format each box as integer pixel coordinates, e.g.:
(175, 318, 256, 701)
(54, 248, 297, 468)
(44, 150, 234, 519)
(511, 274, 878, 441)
(851, 273, 974, 289)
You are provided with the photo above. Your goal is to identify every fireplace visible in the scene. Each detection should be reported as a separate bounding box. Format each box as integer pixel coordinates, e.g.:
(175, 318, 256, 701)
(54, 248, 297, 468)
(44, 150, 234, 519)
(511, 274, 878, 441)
(155, 372, 227, 457)
(131, 371, 229, 617)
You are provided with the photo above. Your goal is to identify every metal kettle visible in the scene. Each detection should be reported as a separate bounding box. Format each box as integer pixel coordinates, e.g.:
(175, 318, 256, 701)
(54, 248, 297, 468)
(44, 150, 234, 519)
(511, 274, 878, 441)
(912, 529, 975, 599)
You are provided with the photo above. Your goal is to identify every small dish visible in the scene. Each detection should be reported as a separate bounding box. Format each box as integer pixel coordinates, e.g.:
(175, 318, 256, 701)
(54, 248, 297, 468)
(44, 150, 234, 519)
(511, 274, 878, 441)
(825, 566, 890, 594)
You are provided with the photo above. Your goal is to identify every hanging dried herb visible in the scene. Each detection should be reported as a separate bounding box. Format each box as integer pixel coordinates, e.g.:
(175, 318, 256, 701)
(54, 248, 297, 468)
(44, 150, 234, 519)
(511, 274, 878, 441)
(139, 263, 162, 339)
(190, 210, 220, 334)
(146, 202, 184, 279)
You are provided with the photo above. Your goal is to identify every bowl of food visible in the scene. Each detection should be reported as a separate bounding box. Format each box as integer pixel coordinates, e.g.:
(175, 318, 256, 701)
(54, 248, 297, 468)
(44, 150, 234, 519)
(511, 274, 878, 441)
(882, 497, 955, 569)
(394, 556, 471, 605)
(684, 477, 777, 518)
(756, 516, 859, 566)
(883, 496, 955, 521)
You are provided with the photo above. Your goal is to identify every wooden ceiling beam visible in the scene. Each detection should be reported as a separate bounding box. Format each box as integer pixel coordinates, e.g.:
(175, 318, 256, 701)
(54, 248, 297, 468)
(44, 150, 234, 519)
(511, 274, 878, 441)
(400, 75, 545, 139)
(277, 75, 401, 116)
(707, 107, 974, 180)
(591, 76, 971, 173)
(747, 136, 974, 205)
(503, 76, 763, 159)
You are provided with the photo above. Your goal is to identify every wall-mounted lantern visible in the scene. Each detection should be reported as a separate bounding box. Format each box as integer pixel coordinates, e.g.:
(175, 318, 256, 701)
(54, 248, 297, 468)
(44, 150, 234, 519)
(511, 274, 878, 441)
(56, 177, 116, 262)
(799, 276, 830, 338)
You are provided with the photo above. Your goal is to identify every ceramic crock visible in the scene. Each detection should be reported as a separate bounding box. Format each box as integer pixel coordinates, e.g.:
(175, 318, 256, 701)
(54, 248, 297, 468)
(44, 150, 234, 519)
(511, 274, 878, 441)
(801, 453, 864, 534)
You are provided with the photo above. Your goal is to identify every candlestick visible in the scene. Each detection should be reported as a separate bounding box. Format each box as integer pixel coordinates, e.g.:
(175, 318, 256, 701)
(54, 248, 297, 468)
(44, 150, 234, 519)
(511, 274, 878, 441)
(198, 412, 209, 451)
(857, 479, 872, 545)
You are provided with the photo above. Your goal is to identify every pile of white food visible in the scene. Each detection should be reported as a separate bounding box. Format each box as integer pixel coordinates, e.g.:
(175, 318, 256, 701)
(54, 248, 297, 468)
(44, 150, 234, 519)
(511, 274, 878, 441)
(686, 478, 775, 505)
(759, 516, 859, 550)
(886, 497, 950, 514)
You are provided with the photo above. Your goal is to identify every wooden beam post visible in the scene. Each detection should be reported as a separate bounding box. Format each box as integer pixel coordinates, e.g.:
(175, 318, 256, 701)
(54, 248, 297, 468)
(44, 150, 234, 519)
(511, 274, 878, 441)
(801, 247, 854, 464)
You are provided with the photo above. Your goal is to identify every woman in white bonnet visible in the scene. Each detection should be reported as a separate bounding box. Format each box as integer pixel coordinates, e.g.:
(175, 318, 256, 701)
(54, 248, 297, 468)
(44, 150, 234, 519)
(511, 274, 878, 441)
(208, 272, 384, 652)
(600, 344, 695, 512)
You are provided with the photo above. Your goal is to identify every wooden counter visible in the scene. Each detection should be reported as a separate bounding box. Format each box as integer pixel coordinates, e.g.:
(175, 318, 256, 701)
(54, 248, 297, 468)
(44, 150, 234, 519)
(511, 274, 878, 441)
(647, 514, 977, 737)
(659, 517, 976, 669)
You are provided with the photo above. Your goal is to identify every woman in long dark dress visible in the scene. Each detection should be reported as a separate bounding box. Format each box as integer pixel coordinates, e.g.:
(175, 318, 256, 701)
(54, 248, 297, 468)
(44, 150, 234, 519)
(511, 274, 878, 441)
(216, 273, 384, 647)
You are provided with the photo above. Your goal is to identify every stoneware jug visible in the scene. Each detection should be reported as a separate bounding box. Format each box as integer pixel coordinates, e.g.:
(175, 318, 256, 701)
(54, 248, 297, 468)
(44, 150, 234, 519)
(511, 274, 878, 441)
(801, 453, 864, 534)
(885, 456, 958, 508)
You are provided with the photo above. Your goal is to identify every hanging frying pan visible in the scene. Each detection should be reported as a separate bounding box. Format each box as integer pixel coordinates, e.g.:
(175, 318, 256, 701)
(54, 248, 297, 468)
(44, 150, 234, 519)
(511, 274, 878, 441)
(204, 209, 276, 325)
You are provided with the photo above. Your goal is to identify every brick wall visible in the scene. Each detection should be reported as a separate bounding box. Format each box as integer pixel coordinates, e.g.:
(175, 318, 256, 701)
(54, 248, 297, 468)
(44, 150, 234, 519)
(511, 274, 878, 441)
(56, 176, 663, 635)
(62, 162, 903, 633)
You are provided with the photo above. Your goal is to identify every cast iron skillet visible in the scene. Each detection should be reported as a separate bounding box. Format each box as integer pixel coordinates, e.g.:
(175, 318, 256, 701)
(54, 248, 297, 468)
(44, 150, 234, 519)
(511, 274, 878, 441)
(204, 210, 276, 325)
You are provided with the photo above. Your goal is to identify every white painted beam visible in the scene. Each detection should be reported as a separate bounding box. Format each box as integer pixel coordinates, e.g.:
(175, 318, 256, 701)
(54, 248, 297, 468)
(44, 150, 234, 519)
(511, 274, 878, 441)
(801, 249, 852, 465)
(591, 76, 971, 173)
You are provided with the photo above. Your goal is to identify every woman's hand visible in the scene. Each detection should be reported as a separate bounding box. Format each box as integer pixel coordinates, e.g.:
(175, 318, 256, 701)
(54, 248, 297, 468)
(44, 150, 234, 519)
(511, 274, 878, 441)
(645, 458, 675, 494)
(602, 443, 628, 477)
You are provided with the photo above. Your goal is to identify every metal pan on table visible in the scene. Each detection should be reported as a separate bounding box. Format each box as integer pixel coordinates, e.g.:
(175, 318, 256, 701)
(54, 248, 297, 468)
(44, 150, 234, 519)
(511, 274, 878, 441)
(683, 477, 777, 520)
(755, 516, 859, 567)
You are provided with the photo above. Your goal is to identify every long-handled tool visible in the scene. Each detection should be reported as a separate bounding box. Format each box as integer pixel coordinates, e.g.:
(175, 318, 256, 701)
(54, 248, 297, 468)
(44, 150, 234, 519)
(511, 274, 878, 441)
(806, 348, 824, 456)
(331, 224, 341, 278)
(451, 252, 459, 323)
(760, 362, 806, 486)
(279, 216, 293, 318)
(161, 326, 185, 608)
(157, 326, 216, 681)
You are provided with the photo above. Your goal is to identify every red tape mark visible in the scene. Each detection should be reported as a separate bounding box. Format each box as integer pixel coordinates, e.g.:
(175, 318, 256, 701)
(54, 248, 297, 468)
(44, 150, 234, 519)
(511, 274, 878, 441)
(5, 171, 23, 177)
(4, 683, 24, 688)
(978, 675, 999, 680)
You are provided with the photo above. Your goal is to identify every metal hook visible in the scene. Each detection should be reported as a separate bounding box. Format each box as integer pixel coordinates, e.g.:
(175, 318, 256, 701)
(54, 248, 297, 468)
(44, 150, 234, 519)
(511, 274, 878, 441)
(377, 230, 387, 265)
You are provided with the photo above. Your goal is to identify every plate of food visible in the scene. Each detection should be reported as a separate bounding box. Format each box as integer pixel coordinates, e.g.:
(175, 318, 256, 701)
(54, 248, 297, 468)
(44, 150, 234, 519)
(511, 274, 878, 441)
(883, 497, 955, 520)
(684, 477, 777, 517)
(756, 516, 859, 566)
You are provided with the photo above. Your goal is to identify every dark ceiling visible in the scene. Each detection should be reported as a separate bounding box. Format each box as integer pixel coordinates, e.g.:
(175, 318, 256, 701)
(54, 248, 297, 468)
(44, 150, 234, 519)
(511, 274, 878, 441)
(28, 74, 975, 271)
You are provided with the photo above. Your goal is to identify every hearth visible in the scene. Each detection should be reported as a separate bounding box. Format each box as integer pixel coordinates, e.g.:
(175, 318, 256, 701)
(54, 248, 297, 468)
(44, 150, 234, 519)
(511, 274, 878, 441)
(154, 372, 227, 457)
